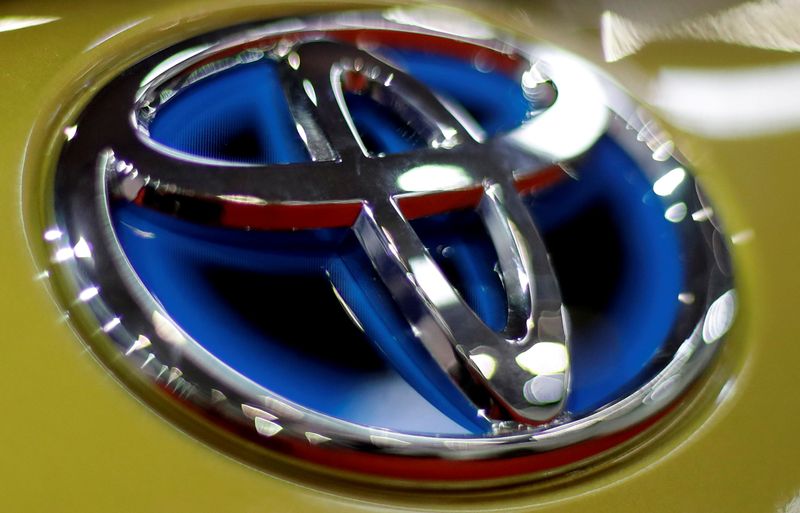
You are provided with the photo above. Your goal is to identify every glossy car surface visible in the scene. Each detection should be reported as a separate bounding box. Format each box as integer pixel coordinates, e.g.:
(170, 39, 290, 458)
(2, 0, 798, 511)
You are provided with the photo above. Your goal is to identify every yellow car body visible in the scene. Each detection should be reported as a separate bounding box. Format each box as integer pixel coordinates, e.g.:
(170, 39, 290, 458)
(1, 0, 797, 511)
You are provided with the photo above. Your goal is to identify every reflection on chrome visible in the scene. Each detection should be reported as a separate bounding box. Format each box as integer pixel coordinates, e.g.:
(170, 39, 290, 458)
(515, 342, 569, 376)
(653, 167, 686, 197)
(520, 63, 558, 110)
(73, 237, 92, 258)
(715, 377, 738, 407)
(646, 374, 682, 405)
(703, 290, 737, 344)
(77, 286, 99, 302)
(101, 317, 121, 333)
(302, 79, 318, 106)
(370, 434, 412, 448)
(509, 50, 609, 161)
(139, 45, 213, 87)
(523, 374, 566, 406)
(242, 404, 277, 422)
(330, 281, 365, 333)
(63, 125, 77, 141)
(152, 310, 187, 346)
(304, 432, 332, 445)
(665, 202, 688, 223)
(53, 247, 74, 263)
(396, 164, 471, 192)
(651, 140, 676, 162)
(255, 417, 283, 438)
(125, 334, 151, 355)
(43, 228, 62, 241)
(469, 351, 499, 380)
(262, 395, 306, 421)
(692, 207, 714, 222)
(216, 195, 267, 206)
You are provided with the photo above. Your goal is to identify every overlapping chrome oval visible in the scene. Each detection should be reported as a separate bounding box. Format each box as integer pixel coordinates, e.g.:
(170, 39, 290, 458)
(46, 8, 735, 482)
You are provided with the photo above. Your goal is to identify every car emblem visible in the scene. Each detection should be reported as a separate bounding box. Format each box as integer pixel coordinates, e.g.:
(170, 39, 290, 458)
(45, 9, 735, 485)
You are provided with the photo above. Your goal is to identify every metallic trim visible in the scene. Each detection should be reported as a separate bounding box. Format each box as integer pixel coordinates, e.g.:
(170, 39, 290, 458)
(47, 9, 734, 482)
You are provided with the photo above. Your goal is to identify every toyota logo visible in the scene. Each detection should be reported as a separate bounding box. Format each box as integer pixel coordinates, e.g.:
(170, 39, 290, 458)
(48, 11, 734, 484)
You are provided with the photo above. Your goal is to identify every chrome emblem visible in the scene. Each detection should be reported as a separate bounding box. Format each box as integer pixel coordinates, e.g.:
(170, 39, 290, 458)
(47, 10, 735, 484)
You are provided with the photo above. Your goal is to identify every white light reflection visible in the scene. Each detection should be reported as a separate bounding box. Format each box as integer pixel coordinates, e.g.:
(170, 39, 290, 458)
(330, 281, 364, 332)
(469, 352, 498, 380)
(407, 255, 460, 308)
(44, 229, 62, 241)
(678, 292, 696, 305)
(140, 44, 213, 86)
(647, 374, 681, 404)
(166, 367, 183, 386)
(396, 164, 471, 192)
(296, 123, 309, 147)
(523, 374, 565, 405)
(140, 353, 156, 369)
(703, 289, 737, 344)
(254, 417, 283, 437)
(434, 127, 460, 150)
(155, 365, 168, 380)
(369, 434, 411, 448)
(287, 52, 300, 70)
(515, 342, 568, 376)
(509, 51, 609, 160)
(152, 311, 186, 346)
(665, 202, 688, 223)
(102, 317, 121, 333)
(653, 167, 686, 196)
(73, 237, 92, 258)
(692, 207, 714, 222)
(260, 396, 304, 421)
(217, 194, 267, 206)
(651, 140, 675, 162)
(651, 63, 800, 138)
(0, 16, 59, 34)
(242, 404, 277, 421)
(715, 378, 737, 407)
(304, 432, 332, 445)
(63, 125, 77, 141)
(78, 287, 99, 302)
(125, 334, 151, 355)
(302, 79, 317, 106)
(210, 389, 227, 404)
(53, 248, 74, 262)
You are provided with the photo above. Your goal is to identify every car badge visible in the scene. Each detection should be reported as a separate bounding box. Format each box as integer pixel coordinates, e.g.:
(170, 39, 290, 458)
(45, 9, 735, 485)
